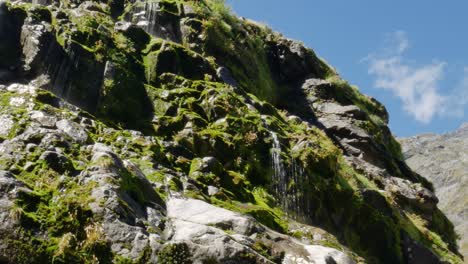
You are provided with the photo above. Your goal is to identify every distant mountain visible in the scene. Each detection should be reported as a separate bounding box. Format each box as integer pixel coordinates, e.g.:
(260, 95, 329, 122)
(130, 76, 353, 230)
(400, 123, 468, 259)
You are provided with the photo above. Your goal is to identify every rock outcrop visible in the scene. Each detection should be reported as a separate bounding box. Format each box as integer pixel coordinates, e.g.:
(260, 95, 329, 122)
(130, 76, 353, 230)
(0, 0, 463, 263)
(400, 123, 468, 260)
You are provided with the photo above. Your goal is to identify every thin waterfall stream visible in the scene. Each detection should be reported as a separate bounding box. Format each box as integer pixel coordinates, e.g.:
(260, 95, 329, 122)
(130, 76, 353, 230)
(128, 1, 181, 42)
(270, 131, 288, 210)
(263, 116, 310, 222)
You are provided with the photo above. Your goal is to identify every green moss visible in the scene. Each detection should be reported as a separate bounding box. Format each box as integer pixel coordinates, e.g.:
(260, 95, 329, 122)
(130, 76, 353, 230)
(97, 45, 154, 130)
(251, 240, 284, 263)
(210, 187, 288, 233)
(202, 17, 279, 103)
(2, 231, 56, 264)
(157, 243, 191, 264)
(326, 77, 387, 121)
(337, 157, 379, 191)
(395, 210, 462, 263)
(144, 41, 216, 85)
(9, 165, 114, 263)
(27, 4, 52, 23)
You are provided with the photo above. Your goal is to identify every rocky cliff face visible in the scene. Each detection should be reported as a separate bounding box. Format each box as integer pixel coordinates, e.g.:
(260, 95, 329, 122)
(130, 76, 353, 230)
(399, 123, 468, 261)
(0, 0, 463, 263)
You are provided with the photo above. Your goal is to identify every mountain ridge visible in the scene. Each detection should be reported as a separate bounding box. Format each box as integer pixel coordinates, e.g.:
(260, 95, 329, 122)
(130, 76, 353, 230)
(400, 122, 468, 260)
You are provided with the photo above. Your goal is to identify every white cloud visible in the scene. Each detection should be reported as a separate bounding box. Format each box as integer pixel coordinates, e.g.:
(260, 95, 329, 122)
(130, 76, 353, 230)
(385, 30, 409, 54)
(365, 31, 467, 123)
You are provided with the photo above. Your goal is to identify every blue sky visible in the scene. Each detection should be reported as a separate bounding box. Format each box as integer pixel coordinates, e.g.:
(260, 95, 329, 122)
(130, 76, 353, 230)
(226, 0, 468, 137)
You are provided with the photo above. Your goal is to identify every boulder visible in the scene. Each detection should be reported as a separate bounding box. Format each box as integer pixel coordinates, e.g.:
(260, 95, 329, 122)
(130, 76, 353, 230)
(79, 143, 166, 261)
(266, 38, 330, 84)
(284, 245, 355, 264)
(39, 150, 74, 174)
(0, 115, 14, 137)
(385, 177, 438, 212)
(165, 219, 270, 264)
(30, 110, 57, 128)
(167, 198, 258, 235)
(217, 66, 238, 87)
(316, 102, 367, 120)
(0, 170, 30, 259)
(56, 119, 89, 144)
(166, 198, 355, 264)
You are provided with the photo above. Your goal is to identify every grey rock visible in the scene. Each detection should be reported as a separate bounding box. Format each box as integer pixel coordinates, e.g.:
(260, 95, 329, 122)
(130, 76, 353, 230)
(267, 38, 309, 82)
(39, 150, 74, 174)
(30, 110, 57, 128)
(167, 198, 258, 235)
(287, 115, 303, 124)
(207, 185, 219, 196)
(318, 117, 370, 140)
(302, 78, 330, 89)
(182, 3, 196, 17)
(0, 140, 26, 169)
(25, 143, 37, 152)
(201, 156, 220, 171)
(6, 83, 36, 95)
(0, 115, 14, 137)
(217, 67, 238, 87)
(384, 177, 438, 212)
(179, 17, 204, 52)
(78, 1, 104, 12)
(56, 119, 89, 143)
(166, 198, 355, 264)
(103, 61, 116, 80)
(0, 170, 29, 256)
(39, 129, 72, 149)
(31, 0, 53, 5)
(103, 220, 151, 260)
(21, 18, 52, 73)
(166, 219, 271, 264)
(283, 245, 355, 264)
(316, 102, 366, 120)
(80, 143, 165, 261)
(114, 21, 132, 32)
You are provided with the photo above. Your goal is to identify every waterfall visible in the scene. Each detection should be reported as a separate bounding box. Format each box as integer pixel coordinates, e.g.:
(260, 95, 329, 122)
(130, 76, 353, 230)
(38, 38, 104, 112)
(270, 131, 288, 210)
(263, 116, 310, 222)
(132, 2, 159, 36)
(128, 1, 181, 42)
(289, 158, 310, 223)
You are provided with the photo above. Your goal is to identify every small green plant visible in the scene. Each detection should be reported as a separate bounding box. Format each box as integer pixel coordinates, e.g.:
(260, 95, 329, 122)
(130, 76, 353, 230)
(157, 243, 192, 264)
